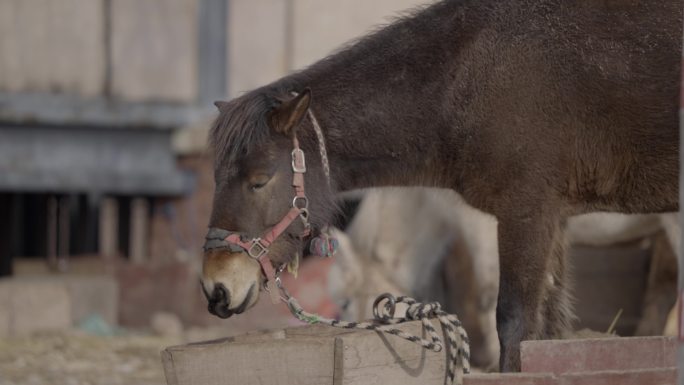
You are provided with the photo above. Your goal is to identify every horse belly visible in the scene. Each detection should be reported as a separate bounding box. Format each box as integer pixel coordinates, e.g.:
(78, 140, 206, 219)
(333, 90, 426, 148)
(570, 133, 679, 214)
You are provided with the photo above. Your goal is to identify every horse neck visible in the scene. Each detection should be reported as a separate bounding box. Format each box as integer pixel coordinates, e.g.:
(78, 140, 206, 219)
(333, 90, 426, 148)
(320, 114, 455, 191)
(284, 2, 472, 192)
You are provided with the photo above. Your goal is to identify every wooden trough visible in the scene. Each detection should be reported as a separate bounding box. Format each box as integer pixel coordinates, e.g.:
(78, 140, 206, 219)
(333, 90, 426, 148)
(162, 320, 458, 385)
(162, 321, 678, 385)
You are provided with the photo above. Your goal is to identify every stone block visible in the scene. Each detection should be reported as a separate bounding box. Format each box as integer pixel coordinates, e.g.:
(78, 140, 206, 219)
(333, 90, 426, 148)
(64, 275, 119, 326)
(8, 279, 72, 336)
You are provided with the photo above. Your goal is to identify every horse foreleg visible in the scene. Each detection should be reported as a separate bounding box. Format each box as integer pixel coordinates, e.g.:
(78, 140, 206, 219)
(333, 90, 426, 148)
(496, 213, 567, 371)
(541, 219, 574, 339)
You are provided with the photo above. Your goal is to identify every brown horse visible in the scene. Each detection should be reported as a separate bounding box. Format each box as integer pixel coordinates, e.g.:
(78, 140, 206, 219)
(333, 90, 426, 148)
(201, 0, 681, 371)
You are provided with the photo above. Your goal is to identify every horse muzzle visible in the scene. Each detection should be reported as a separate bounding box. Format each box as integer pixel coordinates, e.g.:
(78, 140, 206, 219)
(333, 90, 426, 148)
(201, 247, 262, 318)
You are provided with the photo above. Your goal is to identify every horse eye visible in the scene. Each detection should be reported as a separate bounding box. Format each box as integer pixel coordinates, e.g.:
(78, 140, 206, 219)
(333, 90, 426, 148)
(248, 173, 273, 192)
(249, 175, 271, 191)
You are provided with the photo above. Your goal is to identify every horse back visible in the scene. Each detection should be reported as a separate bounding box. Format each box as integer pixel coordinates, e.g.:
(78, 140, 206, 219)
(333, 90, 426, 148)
(455, 0, 681, 215)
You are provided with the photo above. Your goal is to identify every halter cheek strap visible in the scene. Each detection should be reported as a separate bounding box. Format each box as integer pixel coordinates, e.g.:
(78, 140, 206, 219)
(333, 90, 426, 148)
(216, 137, 311, 296)
(203, 101, 335, 303)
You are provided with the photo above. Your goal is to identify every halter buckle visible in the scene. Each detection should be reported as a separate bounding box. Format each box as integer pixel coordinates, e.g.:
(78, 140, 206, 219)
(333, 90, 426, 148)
(291, 149, 306, 173)
(247, 239, 268, 259)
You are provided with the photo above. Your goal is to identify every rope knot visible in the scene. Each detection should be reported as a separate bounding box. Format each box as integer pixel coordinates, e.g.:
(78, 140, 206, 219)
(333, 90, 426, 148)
(406, 301, 441, 320)
(287, 289, 471, 385)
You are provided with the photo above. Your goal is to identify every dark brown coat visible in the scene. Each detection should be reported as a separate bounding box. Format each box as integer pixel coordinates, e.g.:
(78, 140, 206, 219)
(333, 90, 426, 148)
(205, 0, 682, 371)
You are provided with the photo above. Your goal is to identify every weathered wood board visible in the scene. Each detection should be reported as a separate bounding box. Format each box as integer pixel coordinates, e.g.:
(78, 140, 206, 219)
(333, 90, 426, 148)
(163, 327, 681, 385)
(162, 320, 450, 385)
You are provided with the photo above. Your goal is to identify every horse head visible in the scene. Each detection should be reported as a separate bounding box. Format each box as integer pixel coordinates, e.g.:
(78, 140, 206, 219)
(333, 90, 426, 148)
(201, 88, 334, 318)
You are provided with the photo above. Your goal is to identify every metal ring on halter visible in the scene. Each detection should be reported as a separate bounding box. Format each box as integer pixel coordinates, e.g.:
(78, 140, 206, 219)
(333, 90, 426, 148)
(292, 196, 308, 210)
(373, 293, 396, 322)
(274, 267, 291, 302)
(274, 265, 285, 288)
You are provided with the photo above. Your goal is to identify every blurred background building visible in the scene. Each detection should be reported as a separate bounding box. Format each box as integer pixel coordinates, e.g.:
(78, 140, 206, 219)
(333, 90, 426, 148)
(0, 2, 678, 382)
(0, 0, 433, 333)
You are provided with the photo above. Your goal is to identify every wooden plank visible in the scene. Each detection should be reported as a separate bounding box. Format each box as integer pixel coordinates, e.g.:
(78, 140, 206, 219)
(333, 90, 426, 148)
(0, 0, 106, 96)
(221, 328, 286, 344)
(290, 0, 429, 70)
(110, 0, 199, 102)
(285, 323, 356, 339)
(463, 373, 554, 385)
(46, 195, 58, 268)
(333, 320, 449, 385)
(227, 0, 287, 98)
(162, 321, 458, 385)
(129, 197, 149, 263)
(161, 349, 180, 385)
(57, 195, 70, 271)
(98, 197, 118, 259)
(159, 322, 684, 385)
(0, 279, 11, 337)
(163, 337, 334, 385)
(560, 367, 676, 385)
(521, 336, 676, 374)
(0, 194, 13, 277)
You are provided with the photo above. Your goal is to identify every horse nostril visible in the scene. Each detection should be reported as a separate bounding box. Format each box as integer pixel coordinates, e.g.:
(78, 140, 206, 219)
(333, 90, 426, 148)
(207, 283, 234, 319)
(213, 283, 231, 305)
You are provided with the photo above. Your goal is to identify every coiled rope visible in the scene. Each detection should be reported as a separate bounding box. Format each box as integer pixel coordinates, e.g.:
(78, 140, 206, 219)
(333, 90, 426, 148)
(275, 275, 470, 385)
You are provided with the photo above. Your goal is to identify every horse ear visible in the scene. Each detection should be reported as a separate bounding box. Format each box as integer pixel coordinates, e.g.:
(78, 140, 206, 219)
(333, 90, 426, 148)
(270, 88, 311, 136)
(214, 101, 230, 111)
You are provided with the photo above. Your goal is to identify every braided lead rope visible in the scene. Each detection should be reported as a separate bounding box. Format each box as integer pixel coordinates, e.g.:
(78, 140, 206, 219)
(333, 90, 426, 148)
(306, 109, 331, 184)
(275, 277, 470, 385)
(290, 91, 331, 184)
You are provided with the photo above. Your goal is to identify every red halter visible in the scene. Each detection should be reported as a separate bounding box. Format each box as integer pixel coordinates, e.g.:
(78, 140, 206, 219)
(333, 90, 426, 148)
(222, 136, 311, 294)
(203, 98, 334, 302)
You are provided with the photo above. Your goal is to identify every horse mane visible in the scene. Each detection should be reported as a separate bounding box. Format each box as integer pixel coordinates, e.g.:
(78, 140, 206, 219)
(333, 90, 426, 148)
(209, 89, 283, 167)
(209, 0, 448, 167)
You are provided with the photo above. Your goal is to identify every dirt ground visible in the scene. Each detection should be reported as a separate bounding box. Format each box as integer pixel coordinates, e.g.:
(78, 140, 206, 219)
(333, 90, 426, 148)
(0, 331, 182, 385)
(0, 324, 247, 385)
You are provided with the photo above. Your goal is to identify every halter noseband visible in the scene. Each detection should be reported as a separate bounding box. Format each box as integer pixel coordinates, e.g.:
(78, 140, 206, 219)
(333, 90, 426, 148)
(204, 102, 333, 300)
